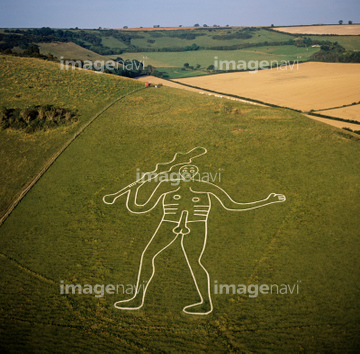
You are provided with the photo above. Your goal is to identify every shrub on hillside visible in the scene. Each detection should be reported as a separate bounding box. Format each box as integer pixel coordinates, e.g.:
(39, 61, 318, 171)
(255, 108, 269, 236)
(0, 105, 78, 133)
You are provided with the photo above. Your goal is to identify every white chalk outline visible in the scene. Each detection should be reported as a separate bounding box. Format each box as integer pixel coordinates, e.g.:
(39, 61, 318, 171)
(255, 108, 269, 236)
(104, 148, 286, 315)
(103, 147, 207, 206)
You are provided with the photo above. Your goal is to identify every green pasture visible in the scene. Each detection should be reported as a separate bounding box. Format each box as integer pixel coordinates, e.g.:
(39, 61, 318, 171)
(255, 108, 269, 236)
(120, 45, 319, 77)
(100, 36, 129, 49)
(158, 67, 210, 79)
(37, 42, 112, 62)
(307, 35, 360, 51)
(109, 28, 294, 50)
(0, 82, 359, 351)
(0, 55, 143, 219)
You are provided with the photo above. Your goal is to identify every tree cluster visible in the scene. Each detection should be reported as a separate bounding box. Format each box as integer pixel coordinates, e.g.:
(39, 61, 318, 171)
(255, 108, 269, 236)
(211, 28, 259, 41)
(0, 105, 78, 133)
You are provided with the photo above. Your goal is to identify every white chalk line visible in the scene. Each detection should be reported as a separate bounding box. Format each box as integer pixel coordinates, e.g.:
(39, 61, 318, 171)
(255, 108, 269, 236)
(105, 148, 286, 315)
(103, 146, 207, 206)
(114, 213, 178, 310)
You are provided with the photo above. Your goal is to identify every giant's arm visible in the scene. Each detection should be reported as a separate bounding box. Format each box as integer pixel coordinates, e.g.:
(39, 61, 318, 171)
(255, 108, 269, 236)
(193, 181, 285, 211)
(103, 180, 179, 214)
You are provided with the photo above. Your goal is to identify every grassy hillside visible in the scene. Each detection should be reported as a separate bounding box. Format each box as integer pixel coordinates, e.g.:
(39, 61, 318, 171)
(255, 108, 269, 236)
(0, 83, 359, 351)
(0, 55, 143, 219)
(37, 42, 112, 61)
(127, 27, 293, 49)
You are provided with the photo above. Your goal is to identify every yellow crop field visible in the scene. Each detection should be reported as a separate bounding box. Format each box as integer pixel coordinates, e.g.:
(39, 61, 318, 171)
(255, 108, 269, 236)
(274, 25, 360, 35)
(174, 62, 360, 111)
(320, 105, 360, 122)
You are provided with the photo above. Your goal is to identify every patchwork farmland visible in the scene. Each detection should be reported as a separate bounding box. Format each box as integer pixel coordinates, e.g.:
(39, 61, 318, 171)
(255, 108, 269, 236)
(1, 15, 360, 352)
(173, 62, 360, 116)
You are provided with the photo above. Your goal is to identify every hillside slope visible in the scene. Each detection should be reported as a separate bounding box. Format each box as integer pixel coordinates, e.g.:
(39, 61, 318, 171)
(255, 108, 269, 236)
(0, 55, 143, 219)
(0, 81, 359, 351)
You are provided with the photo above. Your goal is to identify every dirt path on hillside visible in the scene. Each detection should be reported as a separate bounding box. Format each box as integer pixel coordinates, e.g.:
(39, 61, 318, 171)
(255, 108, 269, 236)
(135, 76, 264, 106)
(305, 115, 360, 130)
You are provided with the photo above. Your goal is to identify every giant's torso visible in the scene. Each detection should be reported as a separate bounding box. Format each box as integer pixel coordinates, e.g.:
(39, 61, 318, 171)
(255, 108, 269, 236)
(162, 186, 210, 222)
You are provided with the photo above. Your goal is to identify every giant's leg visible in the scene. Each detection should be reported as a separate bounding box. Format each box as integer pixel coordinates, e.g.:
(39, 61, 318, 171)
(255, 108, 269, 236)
(114, 220, 178, 310)
(181, 221, 213, 315)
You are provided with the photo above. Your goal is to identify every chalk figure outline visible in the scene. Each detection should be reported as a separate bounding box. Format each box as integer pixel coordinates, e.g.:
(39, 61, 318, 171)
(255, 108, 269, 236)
(103, 147, 286, 315)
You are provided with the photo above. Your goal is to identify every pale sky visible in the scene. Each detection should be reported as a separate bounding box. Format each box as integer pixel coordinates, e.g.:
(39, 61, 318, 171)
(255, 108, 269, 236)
(0, 0, 359, 29)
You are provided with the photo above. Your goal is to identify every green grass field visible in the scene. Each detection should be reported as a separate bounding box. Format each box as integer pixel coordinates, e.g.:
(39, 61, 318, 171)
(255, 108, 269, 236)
(0, 55, 143, 220)
(0, 67, 359, 351)
(128, 28, 294, 49)
(37, 42, 112, 61)
(158, 67, 211, 79)
(121, 45, 319, 68)
(117, 45, 319, 78)
(306, 35, 360, 51)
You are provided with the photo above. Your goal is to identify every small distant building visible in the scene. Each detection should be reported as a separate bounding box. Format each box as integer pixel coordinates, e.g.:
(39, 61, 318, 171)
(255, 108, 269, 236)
(145, 82, 151, 87)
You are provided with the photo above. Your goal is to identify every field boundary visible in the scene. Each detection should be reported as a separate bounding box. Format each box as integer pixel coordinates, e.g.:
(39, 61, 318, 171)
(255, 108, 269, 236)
(169, 79, 302, 111)
(169, 77, 360, 127)
(307, 112, 360, 125)
(0, 86, 146, 227)
(312, 102, 360, 113)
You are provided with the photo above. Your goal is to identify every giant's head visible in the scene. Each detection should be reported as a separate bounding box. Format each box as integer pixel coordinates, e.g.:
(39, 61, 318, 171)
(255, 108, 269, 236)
(179, 164, 199, 181)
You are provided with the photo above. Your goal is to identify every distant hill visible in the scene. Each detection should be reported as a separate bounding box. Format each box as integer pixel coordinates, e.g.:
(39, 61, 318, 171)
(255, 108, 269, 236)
(37, 41, 111, 62)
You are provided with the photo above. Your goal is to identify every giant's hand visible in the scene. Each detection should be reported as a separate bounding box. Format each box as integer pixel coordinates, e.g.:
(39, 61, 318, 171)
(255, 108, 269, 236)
(103, 181, 144, 204)
(267, 193, 286, 203)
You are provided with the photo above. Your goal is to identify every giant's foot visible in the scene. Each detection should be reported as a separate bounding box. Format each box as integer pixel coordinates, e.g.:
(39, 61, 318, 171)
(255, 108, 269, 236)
(183, 301, 213, 315)
(114, 296, 143, 310)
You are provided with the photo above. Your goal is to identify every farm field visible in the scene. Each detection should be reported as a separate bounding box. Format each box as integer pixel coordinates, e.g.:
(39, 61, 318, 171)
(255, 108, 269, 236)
(318, 104, 360, 122)
(129, 28, 294, 49)
(174, 62, 360, 112)
(119, 45, 319, 69)
(306, 34, 360, 51)
(275, 24, 360, 35)
(135, 76, 360, 130)
(0, 55, 143, 220)
(305, 114, 360, 130)
(0, 81, 360, 351)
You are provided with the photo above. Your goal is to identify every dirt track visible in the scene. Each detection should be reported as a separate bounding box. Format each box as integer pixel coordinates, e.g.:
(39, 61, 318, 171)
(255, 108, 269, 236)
(135, 76, 263, 106)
